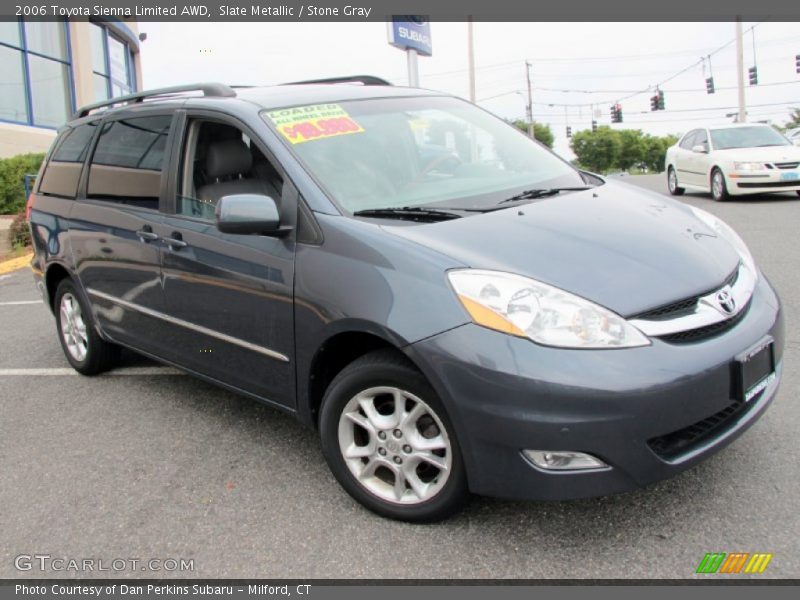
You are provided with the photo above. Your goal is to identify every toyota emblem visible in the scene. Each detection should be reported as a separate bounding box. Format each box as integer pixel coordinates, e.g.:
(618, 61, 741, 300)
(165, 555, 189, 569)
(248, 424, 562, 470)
(716, 288, 736, 315)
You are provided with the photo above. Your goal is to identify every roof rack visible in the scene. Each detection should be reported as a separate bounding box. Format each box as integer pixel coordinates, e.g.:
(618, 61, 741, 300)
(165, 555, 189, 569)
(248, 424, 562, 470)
(73, 83, 236, 119)
(284, 75, 392, 87)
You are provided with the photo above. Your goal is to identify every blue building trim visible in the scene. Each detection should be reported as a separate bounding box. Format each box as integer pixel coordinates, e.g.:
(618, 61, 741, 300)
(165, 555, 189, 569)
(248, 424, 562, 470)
(93, 17, 140, 51)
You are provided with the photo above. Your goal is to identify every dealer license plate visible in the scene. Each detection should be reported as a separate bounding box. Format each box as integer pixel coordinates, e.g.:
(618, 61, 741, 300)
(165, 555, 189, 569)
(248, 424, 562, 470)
(735, 338, 775, 403)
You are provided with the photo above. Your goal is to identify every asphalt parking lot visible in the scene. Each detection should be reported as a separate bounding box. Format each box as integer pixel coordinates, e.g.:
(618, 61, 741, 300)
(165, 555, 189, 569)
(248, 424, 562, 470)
(1, 174, 798, 579)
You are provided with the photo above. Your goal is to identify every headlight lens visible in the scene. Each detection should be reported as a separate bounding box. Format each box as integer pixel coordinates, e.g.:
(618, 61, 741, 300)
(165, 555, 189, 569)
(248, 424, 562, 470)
(447, 270, 650, 349)
(733, 161, 765, 171)
(688, 206, 756, 273)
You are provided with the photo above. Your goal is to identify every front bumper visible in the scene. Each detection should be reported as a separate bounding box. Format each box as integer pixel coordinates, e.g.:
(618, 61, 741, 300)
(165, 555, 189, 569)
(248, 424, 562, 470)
(406, 274, 784, 501)
(728, 170, 800, 195)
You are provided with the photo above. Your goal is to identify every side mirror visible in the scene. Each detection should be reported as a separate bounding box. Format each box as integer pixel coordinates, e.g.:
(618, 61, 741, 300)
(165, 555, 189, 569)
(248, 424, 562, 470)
(215, 194, 291, 236)
(691, 144, 708, 154)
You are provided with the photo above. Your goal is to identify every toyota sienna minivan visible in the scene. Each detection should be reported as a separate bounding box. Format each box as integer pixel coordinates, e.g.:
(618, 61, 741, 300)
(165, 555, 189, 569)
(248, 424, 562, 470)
(28, 78, 784, 522)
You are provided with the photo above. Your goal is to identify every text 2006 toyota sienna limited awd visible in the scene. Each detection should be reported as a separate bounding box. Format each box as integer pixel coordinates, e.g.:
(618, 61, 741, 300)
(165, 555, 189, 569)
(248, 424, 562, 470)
(28, 79, 784, 521)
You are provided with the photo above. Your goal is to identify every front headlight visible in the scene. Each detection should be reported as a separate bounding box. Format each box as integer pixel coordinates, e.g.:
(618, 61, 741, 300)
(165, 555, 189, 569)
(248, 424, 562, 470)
(688, 206, 757, 273)
(733, 161, 765, 171)
(447, 270, 650, 349)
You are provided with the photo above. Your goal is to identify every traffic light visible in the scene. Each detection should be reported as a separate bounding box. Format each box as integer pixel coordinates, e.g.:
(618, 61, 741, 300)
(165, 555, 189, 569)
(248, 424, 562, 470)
(749, 66, 758, 85)
(650, 94, 657, 111)
(657, 90, 665, 110)
(566, 125, 572, 138)
(591, 120, 597, 133)
(610, 104, 622, 123)
(795, 54, 799, 73)
(705, 77, 715, 94)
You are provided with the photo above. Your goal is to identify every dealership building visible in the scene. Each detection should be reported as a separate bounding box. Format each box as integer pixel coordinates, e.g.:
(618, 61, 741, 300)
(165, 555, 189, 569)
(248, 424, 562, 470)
(0, 18, 142, 158)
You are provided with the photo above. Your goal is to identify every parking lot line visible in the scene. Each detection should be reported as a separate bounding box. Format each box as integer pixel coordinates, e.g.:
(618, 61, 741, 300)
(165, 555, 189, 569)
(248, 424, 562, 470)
(0, 300, 42, 306)
(0, 367, 184, 376)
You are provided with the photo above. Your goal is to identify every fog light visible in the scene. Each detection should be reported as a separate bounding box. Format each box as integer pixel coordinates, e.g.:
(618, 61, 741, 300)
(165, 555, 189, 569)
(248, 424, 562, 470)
(523, 450, 607, 471)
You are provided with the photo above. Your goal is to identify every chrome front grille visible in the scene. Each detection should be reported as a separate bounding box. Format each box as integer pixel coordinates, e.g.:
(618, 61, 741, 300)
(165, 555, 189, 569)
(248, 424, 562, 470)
(629, 263, 755, 341)
(772, 162, 799, 170)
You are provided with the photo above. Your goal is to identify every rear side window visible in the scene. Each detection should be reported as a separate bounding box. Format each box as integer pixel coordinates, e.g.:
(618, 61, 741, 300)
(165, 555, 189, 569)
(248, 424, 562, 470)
(87, 115, 172, 208)
(38, 123, 98, 198)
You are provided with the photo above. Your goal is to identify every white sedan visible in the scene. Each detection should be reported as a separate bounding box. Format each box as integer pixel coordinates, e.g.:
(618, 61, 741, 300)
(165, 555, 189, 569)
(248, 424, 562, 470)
(665, 123, 800, 201)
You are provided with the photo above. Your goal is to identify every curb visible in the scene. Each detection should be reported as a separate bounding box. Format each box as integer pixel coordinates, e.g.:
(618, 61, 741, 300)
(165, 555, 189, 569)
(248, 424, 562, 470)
(0, 253, 33, 275)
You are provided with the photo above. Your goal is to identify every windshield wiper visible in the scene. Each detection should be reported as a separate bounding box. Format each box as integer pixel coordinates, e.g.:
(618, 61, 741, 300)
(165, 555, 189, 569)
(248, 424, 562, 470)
(498, 186, 592, 205)
(352, 206, 463, 222)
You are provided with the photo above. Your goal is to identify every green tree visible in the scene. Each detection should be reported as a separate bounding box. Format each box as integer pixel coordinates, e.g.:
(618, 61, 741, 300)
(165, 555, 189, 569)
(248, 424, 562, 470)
(569, 126, 620, 172)
(784, 108, 800, 129)
(616, 129, 645, 171)
(511, 120, 555, 149)
(0, 152, 45, 215)
(640, 134, 678, 173)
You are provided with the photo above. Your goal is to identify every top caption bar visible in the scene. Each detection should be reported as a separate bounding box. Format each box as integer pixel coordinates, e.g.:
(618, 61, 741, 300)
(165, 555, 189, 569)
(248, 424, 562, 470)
(2, 0, 800, 21)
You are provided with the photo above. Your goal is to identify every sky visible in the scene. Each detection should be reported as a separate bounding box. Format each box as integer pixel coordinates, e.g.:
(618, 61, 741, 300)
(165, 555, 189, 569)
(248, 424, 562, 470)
(138, 21, 800, 158)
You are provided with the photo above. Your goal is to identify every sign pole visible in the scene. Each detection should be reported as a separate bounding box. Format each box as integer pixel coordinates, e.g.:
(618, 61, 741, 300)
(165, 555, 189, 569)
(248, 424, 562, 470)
(407, 48, 420, 87)
(388, 17, 431, 88)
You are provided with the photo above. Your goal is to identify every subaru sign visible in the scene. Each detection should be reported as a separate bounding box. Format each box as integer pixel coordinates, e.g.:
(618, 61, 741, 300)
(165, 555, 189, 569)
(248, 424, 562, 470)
(388, 16, 432, 57)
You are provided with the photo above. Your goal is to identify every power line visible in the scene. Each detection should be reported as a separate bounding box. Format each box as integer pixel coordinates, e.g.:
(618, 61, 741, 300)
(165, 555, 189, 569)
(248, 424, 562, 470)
(409, 31, 799, 82)
(477, 80, 800, 106)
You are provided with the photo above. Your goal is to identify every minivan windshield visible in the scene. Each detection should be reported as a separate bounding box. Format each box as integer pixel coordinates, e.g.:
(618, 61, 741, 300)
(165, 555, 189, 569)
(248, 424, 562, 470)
(262, 95, 588, 213)
(710, 126, 790, 150)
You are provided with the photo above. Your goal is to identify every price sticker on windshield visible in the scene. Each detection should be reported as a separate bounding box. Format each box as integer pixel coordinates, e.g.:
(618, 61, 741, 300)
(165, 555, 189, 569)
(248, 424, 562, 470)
(266, 104, 364, 144)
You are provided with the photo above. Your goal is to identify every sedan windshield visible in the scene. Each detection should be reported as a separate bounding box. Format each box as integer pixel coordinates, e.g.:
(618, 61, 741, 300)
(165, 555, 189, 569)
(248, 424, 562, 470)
(710, 126, 790, 150)
(262, 95, 587, 213)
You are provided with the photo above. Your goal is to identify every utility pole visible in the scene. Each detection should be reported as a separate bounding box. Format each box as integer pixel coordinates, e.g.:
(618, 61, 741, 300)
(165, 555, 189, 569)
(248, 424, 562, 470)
(467, 17, 476, 102)
(735, 17, 746, 122)
(525, 60, 534, 138)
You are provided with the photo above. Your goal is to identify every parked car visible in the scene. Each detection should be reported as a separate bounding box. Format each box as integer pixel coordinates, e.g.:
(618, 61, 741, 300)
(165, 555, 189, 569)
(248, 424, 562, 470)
(28, 80, 783, 522)
(665, 123, 800, 201)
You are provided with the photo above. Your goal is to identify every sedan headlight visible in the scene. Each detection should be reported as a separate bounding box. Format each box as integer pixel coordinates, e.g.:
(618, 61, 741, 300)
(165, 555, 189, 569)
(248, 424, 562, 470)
(733, 161, 765, 171)
(447, 270, 650, 349)
(688, 206, 757, 273)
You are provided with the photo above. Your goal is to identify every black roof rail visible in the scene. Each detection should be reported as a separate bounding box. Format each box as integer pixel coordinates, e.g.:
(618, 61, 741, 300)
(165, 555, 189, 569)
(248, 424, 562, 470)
(73, 83, 236, 119)
(284, 75, 392, 87)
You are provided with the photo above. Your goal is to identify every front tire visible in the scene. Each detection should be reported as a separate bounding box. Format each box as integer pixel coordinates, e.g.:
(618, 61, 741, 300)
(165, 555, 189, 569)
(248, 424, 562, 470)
(711, 168, 730, 202)
(319, 350, 468, 522)
(54, 279, 119, 375)
(667, 167, 684, 195)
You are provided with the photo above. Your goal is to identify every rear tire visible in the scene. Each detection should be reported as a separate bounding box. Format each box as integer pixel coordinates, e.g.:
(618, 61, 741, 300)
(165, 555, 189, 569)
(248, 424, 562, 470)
(319, 350, 468, 522)
(796, 190, 800, 197)
(667, 167, 684, 195)
(54, 279, 119, 375)
(711, 168, 730, 202)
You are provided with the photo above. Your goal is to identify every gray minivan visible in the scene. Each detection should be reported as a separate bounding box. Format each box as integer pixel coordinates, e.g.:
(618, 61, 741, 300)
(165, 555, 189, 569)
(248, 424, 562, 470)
(28, 79, 783, 521)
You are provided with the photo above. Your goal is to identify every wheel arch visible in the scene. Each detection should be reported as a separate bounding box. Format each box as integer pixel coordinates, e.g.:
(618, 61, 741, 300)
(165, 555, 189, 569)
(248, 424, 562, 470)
(301, 324, 418, 429)
(44, 262, 72, 313)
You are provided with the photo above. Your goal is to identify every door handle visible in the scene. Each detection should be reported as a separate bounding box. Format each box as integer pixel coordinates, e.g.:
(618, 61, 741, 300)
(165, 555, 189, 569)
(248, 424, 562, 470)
(163, 232, 187, 250)
(136, 228, 159, 242)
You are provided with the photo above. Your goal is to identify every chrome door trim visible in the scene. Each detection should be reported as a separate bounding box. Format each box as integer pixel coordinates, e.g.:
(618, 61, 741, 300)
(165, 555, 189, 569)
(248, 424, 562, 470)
(86, 288, 290, 363)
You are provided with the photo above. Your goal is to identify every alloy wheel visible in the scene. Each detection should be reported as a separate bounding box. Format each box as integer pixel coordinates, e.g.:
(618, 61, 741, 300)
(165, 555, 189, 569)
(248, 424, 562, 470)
(59, 292, 88, 362)
(337, 386, 452, 505)
(712, 172, 724, 199)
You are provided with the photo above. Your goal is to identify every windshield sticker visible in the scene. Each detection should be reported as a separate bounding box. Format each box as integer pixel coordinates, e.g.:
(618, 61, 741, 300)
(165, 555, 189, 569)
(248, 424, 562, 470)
(266, 104, 364, 144)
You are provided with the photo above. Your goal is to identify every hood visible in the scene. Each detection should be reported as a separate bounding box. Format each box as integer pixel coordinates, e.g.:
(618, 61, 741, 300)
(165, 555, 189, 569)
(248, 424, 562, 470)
(713, 145, 800, 161)
(384, 181, 741, 317)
